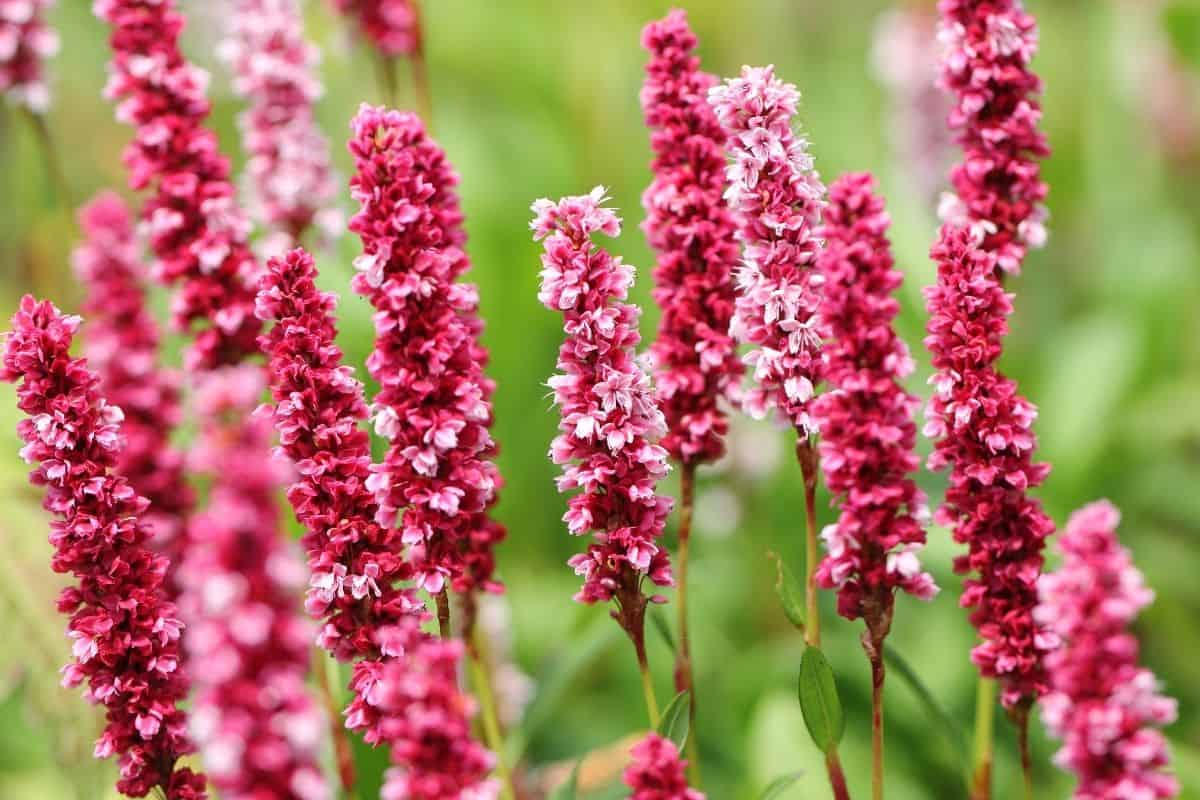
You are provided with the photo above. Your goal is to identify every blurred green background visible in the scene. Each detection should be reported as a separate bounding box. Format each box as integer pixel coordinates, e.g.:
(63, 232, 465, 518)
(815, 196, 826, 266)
(1, 0, 1198, 797)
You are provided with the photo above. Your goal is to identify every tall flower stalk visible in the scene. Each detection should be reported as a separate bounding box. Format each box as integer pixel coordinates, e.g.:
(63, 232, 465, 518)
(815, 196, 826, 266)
(1037, 501, 1180, 800)
(180, 367, 330, 800)
(218, 0, 340, 249)
(932, 1, 1053, 794)
(640, 9, 742, 773)
(72, 191, 193, 593)
(533, 187, 675, 726)
(1, 296, 206, 799)
(813, 172, 938, 800)
(330, 0, 429, 115)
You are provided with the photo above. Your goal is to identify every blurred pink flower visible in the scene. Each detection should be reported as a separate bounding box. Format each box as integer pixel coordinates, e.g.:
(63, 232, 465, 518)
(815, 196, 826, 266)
(0, 0, 57, 111)
(2, 296, 206, 799)
(622, 733, 704, 800)
(330, 0, 419, 58)
(1037, 501, 1180, 800)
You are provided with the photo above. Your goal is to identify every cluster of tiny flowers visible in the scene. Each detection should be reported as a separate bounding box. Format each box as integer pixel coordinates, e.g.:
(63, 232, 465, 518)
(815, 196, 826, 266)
(923, 226, 1056, 706)
(217, 0, 339, 247)
(937, 0, 1050, 274)
(709, 65, 827, 434)
(96, 0, 262, 371)
(640, 9, 743, 466)
(348, 104, 505, 596)
(812, 173, 937, 622)
(72, 191, 194, 589)
(0, 0, 57, 111)
(532, 187, 674, 604)
(365, 622, 498, 800)
(622, 733, 704, 800)
(180, 366, 330, 800)
(1036, 501, 1180, 800)
(1, 296, 205, 799)
(871, 6, 953, 206)
(330, 0, 419, 58)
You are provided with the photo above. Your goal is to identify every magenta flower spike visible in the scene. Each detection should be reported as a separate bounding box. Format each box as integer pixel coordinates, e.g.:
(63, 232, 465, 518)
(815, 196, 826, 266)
(218, 0, 339, 247)
(0, 0, 58, 112)
(708, 65, 827, 434)
(1, 296, 206, 799)
(641, 9, 742, 467)
(95, 0, 262, 371)
(72, 191, 193, 591)
(1037, 501, 1180, 800)
(347, 104, 505, 600)
(329, 0, 420, 58)
(179, 366, 330, 800)
(532, 187, 674, 616)
(622, 733, 705, 800)
(813, 173, 937, 625)
(937, 0, 1050, 275)
(923, 226, 1056, 707)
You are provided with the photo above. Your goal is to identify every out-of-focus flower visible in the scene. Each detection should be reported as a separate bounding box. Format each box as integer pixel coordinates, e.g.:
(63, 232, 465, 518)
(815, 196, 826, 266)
(329, 0, 419, 58)
(1, 296, 206, 799)
(347, 104, 505, 597)
(0, 0, 58, 111)
(640, 10, 742, 466)
(72, 191, 193, 591)
(813, 173, 937, 623)
(218, 0, 340, 248)
(622, 733, 704, 800)
(936, 0, 1050, 274)
(709, 65, 827, 434)
(923, 226, 1056, 707)
(532, 187, 675, 608)
(96, 0, 262, 371)
(180, 365, 329, 800)
(474, 594, 534, 729)
(871, 6, 953, 205)
(1037, 501, 1180, 800)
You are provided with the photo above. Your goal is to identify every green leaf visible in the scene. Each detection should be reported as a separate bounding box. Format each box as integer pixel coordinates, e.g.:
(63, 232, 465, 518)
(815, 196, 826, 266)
(767, 551, 806, 631)
(547, 761, 580, 800)
(656, 690, 691, 751)
(797, 646, 844, 755)
(760, 771, 805, 799)
(650, 607, 676, 653)
(1164, 1, 1200, 69)
(883, 646, 971, 779)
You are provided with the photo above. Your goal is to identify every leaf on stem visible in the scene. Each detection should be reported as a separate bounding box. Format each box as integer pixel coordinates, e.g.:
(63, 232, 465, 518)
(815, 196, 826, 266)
(767, 551, 806, 631)
(760, 771, 805, 799)
(656, 690, 692, 751)
(797, 646, 844, 755)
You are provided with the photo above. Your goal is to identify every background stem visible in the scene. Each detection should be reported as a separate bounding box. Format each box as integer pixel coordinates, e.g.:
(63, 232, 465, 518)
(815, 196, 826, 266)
(970, 678, 996, 800)
(675, 462, 701, 783)
(436, 589, 452, 639)
(797, 440, 821, 647)
(313, 650, 357, 796)
(467, 626, 517, 800)
(634, 637, 660, 727)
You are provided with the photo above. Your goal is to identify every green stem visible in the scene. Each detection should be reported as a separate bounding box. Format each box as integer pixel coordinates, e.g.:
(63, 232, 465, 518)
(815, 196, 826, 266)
(675, 462, 702, 783)
(313, 650, 357, 796)
(23, 109, 74, 211)
(797, 440, 821, 648)
(467, 626, 517, 800)
(635, 637, 660, 728)
(970, 678, 996, 800)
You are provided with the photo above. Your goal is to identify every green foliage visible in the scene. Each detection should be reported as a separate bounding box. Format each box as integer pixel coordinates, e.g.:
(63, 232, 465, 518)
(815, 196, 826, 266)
(547, 761, 580, 800)
(768, 551, 806, 632)
(797, 647, 845, 756)
(759, 771, 805, 800)
(656, 691, 691, 751)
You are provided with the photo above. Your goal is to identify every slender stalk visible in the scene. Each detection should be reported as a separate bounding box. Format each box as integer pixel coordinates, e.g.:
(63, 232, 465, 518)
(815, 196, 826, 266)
(634, 636, 660, 728)
(797, 440, 821, 647)
(970, 678, 996, 800)
(23, 109, 75, 211)
(869, 648, 885, 800)
(675, 461, 702, 783)
(312, 650, 357, 796)
(467, 625, 517, 800)
(374, 53, 398, 108)
(825, 748, 853, 800)
(410, 0, 434, 123)
(435, 589, 452, 639)
(1013, 703, 1034, 800)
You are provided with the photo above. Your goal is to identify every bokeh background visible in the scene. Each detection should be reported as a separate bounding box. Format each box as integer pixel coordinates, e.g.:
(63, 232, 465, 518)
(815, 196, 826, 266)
(1, 0, 1198, 797)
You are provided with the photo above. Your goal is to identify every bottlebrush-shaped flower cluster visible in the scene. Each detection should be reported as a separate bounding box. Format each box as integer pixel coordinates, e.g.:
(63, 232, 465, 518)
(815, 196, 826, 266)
(533, 187, 674, 605)
(812, 173, 937, 623)
(924, 226, 1057, 707)
(640, 9, 742, 466)
(1, 297, 205, 799)
(96, 0, 262, 371)
(1037, 501, 1180, 800)
(330, 0, 419, 58)
(937, 0, 1050, 274)
(348, 103, 505, 597)
(178, 366, 329, 800)
(72, 192, 194, 588)
(218, 0, 339, 247)
(0, 0, 57, 111)
(709, 65, 827, 433)
(623, 733, 704, 800)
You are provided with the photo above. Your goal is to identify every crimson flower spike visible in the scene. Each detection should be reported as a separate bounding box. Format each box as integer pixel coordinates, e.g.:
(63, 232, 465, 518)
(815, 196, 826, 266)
(1037, 501, 1180, 800)
(72, 191, 194, 596)
(2, 296, 206, 799)
(95, 0, 262, 371)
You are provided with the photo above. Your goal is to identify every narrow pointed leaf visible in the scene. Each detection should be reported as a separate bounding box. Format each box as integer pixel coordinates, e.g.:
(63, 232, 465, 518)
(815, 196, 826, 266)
(547, 760, 581, 800)
(650, 607, 676, 653)
(767, 551, 806, 631)
(884, 645, 971, 776)
(797, 646, 844, 755)
(760, 771, 805, 799)
(656, 690, 691, 750)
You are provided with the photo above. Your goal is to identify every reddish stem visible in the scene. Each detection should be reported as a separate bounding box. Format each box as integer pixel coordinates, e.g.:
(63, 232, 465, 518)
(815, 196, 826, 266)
(825, 749, 853, 800)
